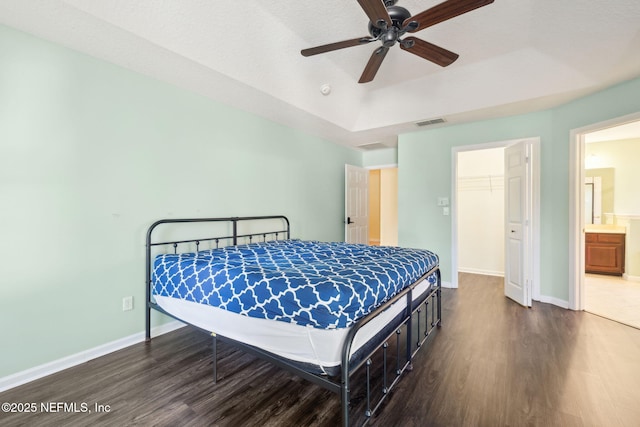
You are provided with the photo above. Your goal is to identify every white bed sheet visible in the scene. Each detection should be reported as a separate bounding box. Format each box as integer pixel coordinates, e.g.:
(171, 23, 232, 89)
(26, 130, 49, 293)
(154, 278, 431, 372)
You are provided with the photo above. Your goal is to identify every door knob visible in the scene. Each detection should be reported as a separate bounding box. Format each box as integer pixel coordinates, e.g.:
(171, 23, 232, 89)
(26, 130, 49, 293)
(347, 217, 354, 224)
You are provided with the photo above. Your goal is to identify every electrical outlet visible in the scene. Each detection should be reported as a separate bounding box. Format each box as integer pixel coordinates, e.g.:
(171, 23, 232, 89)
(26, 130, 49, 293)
(122, 296, 133, 311)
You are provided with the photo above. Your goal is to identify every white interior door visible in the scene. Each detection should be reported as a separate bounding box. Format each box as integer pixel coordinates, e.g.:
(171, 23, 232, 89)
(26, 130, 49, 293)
(504, 141, 532, 306)
(345, 164, 369, 244)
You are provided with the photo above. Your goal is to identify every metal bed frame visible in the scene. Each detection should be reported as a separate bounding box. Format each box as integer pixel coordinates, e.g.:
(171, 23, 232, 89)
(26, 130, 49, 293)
(145, 216, 441, 426)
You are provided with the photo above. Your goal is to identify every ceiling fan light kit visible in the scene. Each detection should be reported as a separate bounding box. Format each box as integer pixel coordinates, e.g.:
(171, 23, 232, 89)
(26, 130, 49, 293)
(301, 0, 494, 83)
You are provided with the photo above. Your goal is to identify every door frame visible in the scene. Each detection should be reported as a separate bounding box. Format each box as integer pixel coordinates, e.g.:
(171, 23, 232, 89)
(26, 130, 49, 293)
(365, 164, 399, 247)
(451, 138, 540, 301)
(345, 163, 398, 245)
(568, 111, 640, 310)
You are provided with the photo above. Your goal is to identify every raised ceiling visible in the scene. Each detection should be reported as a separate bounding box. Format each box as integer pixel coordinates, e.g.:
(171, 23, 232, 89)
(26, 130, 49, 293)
(1, 0, 639, 149)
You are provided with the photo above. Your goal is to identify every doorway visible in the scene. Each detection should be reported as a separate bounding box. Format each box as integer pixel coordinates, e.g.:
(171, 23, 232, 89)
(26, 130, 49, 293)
(456, 147, 505, 277)
(368, 167, 398, 246)
(451, 138, 541, 305)
(571, 116, 640, 327)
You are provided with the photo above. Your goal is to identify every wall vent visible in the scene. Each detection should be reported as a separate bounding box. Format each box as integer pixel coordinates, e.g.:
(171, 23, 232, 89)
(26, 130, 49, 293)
(357, 142, 389, 151)
(416, 118, 446, 127)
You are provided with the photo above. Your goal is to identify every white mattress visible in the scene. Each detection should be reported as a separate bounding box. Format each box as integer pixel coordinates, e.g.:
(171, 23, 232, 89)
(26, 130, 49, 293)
(154, 278, 432, 373)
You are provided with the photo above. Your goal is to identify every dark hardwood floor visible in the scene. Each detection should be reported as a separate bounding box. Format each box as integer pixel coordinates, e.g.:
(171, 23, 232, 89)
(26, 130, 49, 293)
(3, 273, 640, 426)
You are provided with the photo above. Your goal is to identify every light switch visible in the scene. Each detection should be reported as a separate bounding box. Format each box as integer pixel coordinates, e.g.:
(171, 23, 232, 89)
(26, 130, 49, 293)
(443, 207, 450, 216)
(437, 197, 449, 206)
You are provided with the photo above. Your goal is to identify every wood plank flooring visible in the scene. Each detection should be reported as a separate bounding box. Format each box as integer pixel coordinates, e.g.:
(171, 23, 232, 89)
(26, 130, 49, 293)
(3, 273, 640, 426)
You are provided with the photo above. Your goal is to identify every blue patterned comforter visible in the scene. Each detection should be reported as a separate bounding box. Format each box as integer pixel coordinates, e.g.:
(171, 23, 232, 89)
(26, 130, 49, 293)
(152, 240, 439, 329)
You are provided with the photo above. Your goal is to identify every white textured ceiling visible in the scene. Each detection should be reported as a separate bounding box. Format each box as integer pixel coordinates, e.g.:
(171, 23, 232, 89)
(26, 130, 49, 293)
(1, 0, 639, 149)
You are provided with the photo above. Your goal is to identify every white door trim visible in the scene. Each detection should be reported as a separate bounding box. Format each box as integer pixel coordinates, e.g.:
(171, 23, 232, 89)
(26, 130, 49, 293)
(451, 138, 540, 302)
(365, 163, 398, 170)
(568, 111, 640, 310)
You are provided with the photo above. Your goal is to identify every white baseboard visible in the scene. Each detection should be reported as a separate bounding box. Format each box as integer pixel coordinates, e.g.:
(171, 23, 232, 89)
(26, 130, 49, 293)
(441, 280, 454, 289)
(537, 295, 569, 309)
(0, 321, 186, 393)
(458, 267, 504, 278)
(623, 273, 640, 282)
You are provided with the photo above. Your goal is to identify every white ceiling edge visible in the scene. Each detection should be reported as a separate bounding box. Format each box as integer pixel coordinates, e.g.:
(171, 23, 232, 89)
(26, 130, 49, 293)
(0, 2, 366, 147)
(56, 0, 370, 132)
(1, 0, 639, 150)
(0, 6, 631, 152)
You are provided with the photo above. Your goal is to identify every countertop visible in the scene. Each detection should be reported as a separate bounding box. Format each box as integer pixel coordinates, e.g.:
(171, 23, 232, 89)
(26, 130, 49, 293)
(585, 224, 626, 234)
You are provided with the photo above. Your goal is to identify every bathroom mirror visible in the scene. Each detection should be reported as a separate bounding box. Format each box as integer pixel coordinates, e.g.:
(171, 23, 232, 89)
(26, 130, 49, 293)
(584, 168, 615, 225)
(584, 177, 601, 224)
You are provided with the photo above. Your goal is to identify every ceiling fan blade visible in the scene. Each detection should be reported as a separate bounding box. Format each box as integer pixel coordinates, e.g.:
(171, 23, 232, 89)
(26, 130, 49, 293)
(301, 37, 373, 57)
(403, 0, 494, 32)
(359, 46, 389, 83)
(400, 37, 459, 67)
(357, 0, 392, 29)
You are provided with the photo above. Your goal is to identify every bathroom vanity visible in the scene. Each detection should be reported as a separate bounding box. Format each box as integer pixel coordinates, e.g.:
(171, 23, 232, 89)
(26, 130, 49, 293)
(585, 225, 626, 275)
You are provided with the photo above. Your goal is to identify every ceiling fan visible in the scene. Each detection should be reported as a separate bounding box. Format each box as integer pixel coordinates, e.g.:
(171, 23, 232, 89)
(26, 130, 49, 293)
(301, 0, 494, 83)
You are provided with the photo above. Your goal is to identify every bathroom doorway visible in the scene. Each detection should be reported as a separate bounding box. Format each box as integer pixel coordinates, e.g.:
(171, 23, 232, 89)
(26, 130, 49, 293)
(582, 121, 640, 328)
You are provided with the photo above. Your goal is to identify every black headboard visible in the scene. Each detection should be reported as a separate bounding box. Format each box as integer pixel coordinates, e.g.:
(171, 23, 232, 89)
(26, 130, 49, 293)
(146, 215, 290, 252)
(145, 215, 290, 335)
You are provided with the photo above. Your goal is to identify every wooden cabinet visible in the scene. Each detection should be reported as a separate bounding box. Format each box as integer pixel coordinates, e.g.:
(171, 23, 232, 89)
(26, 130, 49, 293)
(585, 232, 625, 275)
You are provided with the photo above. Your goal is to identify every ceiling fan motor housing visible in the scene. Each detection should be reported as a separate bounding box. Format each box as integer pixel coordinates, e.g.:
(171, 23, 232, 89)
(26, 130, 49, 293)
(368, 6, 412, 40)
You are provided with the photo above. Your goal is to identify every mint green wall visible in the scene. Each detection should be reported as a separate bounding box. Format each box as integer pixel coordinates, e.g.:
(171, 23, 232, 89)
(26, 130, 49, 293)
(398, 76, 640, 302)
(0, 25, 360, 378)
(362, 147, 397, 167)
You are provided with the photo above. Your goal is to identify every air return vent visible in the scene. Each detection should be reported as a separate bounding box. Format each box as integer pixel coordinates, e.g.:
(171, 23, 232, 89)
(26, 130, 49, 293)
(357, 142, 389, 151)
(416, 118, 446, 127)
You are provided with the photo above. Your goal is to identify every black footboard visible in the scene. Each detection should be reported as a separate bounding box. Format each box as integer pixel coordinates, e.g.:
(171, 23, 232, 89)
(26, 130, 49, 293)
(340, 267, 441, 425)
(145, 216, 441, 426)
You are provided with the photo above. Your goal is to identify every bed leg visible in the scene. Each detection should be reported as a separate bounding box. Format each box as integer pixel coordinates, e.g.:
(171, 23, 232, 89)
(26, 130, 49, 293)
(437, 284, 442, 328)
(405, 290, 413, 367)
(341, 358, 350, 427)
(341, 380, 350, 427)
(145, 304, 151, 341)
(212, 334, 218, 384)
(433, 269, 442, 328)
